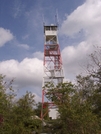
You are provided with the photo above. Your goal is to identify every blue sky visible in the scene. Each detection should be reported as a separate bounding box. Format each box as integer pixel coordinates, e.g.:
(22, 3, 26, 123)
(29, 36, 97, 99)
(0, 0, 84, 61)
(0, 0, 101, 102)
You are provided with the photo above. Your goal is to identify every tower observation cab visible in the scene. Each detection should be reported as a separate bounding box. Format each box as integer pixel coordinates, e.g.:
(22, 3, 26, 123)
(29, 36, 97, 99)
(44, 25, 58, 45)
(41, 24, 64, 119)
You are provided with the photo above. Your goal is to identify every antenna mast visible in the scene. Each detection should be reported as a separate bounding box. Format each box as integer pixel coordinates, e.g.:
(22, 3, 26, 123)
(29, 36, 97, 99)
(55, 10, 59, 27)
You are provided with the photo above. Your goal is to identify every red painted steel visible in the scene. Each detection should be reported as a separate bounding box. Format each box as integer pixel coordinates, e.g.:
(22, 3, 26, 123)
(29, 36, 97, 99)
(41, 25, 64, 120)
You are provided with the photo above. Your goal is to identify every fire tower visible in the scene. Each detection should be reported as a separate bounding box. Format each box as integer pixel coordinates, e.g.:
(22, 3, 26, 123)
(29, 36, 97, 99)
(41, 24, 64, 119)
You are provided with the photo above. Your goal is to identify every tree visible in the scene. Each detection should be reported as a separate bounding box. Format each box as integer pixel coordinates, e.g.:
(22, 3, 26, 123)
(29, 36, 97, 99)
(35, 102, 42, 118)
(87, 46, 101, 84)
(84, 47, 101, 119)
(45, 82, 100, 134)
(0, 74, 42, 134)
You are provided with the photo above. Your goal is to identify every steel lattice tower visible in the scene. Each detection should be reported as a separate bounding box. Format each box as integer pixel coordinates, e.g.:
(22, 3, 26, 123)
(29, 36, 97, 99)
(41, 24, 64, 120)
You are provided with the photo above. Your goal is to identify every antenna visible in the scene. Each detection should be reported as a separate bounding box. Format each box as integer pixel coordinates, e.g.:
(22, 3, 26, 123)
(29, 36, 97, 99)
(42, 14, 45, 26)
(55, 9, 59, 27)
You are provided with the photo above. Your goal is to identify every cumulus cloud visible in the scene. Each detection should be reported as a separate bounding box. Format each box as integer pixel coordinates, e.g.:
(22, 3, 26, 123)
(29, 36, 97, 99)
(33, 51, 43, 60)
(60, 0, 101, 80)
(60, 0, 101, 39)
(62, 41, 96, 80)
(1, 0, 101, 93)
(0, 27, 13, 47)
(0, 58, 43, 89)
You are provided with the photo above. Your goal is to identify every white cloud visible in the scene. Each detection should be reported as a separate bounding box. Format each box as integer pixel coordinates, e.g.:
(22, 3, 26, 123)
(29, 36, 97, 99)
(22, 34, 29, 40)
(18, 44, 30, 50)
(59, 0, 101, 80)
(62, 41, 96, 80)
(60, 0, 101, 40)
(33, 51, 43, 60)
(13, 0, 25, 18)
(33, 93, 42, 103)
(0, 58, 43, 88)
(1, 0, 101, 100)
(0, 27, 13, 47)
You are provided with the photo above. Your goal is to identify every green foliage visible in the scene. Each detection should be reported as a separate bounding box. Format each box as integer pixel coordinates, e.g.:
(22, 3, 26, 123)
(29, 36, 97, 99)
(35, 102, 42, 118)
(45, 81, 100, 134)
(0, 74, 42, 134)
(45, 82, 74, 105)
